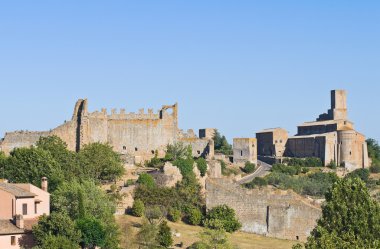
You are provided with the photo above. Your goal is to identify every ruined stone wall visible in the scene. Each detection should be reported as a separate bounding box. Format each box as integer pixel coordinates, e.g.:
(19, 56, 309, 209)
(0, 131, 49, 154)
(206, 178, 321, 241)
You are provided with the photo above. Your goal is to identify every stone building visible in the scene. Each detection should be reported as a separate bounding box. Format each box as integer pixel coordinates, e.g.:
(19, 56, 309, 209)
(256, 128, 288, 157)
(206, 178, 321, 241)
(256, 90, 369, 170)
(233, 138, 257, 165)
(0, 178, 50, 249)
(0, 100, 214, 162)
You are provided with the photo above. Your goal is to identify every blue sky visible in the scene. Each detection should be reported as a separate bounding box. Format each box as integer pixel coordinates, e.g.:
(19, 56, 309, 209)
(0, 1, 379, 142)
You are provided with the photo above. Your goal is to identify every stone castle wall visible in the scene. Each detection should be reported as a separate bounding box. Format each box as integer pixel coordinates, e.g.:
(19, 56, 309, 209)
(206, 178, 321, 241)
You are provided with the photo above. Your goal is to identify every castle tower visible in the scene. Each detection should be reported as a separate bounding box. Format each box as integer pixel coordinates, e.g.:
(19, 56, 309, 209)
(331, 90, 347, 120)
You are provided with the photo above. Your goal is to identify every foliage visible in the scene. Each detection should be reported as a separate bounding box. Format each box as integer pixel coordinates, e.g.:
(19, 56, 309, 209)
(244, 177, 268, 189)
(264, 172, 339, 197)
(271, 163, 301, 176)
(213, 130, 233, 155)
(283, 157, 323, 167)
(145, 205, 166, 225)
(305, 178, 380, 248)
(137, 173, 156, 188)
(4, 147, 63, 191)
(76, 216, 106, 249)
(132, 199, 145, 217)
(124, 179, 135, 187)
(145, 154, 165, 168)
(242, 161, 256, 174)
(367, 138, 380, 166)
(168, 208, 181, 222)
(327, 160, 337, 169)
(196, 157, 208, 177)
(190, 228, 234, 249)
(292, 244, 304, 249)
(203, 205, 241, 233)
(173, 157, 195, 179)
(370, 164, 380, 173)
(136, 219, 160, 249)
(345, 168, 370, 183)
(165, 142, 192, 161)
(32, 213, 81, 246)
(78, 142, 125, 182)
(157, 221, 173, 248)
(34, 235, 80, 249)
(187, 207, 203, 225)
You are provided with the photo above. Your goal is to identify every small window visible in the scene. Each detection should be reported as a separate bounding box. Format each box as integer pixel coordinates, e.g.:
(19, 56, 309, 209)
(197, 150, 201, 155)
(350, 151, 352, 155)
(280, 140, 282, 143)
(151, 150, 155, 155)
(296, 236, 299, 241)
(11, 236, 16, 246)
(275, 140, 278, 143)
(123, 146, 126, 150)
(35, 203, 38, 214)
(22, 204, 27, 215)
(135, 147, 138, 152)
(241, 150, 243, 156)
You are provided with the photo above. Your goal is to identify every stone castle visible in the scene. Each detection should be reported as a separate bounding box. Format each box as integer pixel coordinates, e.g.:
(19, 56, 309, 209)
(255, 90, 369, 170)
(0, 99, 214, 163)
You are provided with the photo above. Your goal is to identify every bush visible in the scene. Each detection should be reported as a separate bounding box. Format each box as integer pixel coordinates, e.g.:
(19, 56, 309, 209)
(196, 158, 208, 177)
(203, 205, 241, 233)
(283, 157, 322, 167)
(186, 208, 202, 225)
(346, 168, 370, 183)
(244, 177, 268, 189)
(327, 160, 337, 169)
(271, 164, 300, 175)
(301, 167, 310, 174)
(132, 200, 145, 217)
(370, 164, 380, 173)
(173, 158, 195, 179)
(137, 173, 155, 188)
(157, 221, 173, 248)
(243, 162, 256, 174)
(168, 208, 181, 222)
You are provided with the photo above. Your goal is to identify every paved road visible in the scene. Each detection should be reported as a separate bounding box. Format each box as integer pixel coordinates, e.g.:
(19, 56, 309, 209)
(237, 160, 272, 184)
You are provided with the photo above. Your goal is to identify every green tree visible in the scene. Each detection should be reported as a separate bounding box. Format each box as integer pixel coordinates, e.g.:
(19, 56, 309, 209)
(196, 158, 208, 177)
(36, 135, 79, 179)
(132, 199, 145, 217)
(242, 162, 256, 174)
(32, 212, 81, 246)
(367, 138, 380, 166)
(157, 220, 173, 248)
(76, 216, 106, 249)
(78, 142, 124, 182)
(4, 147, 63, 191)
(305, 178, 380, 248)
(204, 205, 241, 233)
(187, 207, 202, 225)
(345, 168, 370, 183)
(213, 130, 232, 155)
(165, 142, 192, 161)
(168, 208, 181, 222)
(137, 173, 156, 188)
(36, 235, 80, 249)
(136, 219, 160, 249)
(190, 228, 234, 249)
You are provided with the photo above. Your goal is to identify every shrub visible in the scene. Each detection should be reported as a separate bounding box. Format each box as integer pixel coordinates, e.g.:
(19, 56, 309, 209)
(346, 168, 370, 183)
(186, 208, 202, 225)
(370, 164, 380, 173)
(137, 173, 155, 188)
(271, 164, 300, 175)
(124, 179, 135, 187)
(301, 167, 310, 174)
(243, 162, 256, 174)
(196, 158, 208, 177)
(132, 199, 145, 217)
(173, 158, 195, 179)
(244, 177, 268, 189)
(327, 160, 337, 169)
(157, 221, 173, 248)
(168, 208, 181, 222)
(203, 205, 241, 233)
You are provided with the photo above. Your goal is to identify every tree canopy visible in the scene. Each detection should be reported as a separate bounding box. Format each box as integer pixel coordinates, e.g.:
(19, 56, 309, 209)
(305, 178, 380, 248)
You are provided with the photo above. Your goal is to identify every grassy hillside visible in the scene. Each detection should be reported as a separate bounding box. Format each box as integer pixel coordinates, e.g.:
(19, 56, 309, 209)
(117, 214, 298, 249)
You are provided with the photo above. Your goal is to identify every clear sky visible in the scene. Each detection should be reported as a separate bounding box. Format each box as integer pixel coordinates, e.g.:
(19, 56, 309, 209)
(0, 1, 379, 142)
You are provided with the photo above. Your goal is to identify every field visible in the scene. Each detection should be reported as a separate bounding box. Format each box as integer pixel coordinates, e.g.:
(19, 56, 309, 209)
(116, 214, 298, 249)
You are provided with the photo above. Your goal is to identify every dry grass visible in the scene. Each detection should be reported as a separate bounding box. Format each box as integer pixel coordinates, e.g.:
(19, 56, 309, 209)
(116, 215, 298, 249)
